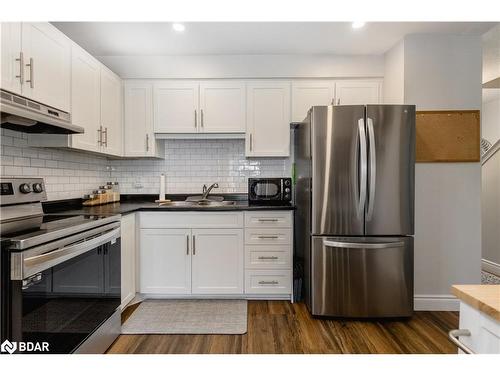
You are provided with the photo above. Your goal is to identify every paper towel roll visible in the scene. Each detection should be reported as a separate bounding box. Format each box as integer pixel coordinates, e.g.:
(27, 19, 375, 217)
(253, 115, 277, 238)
(159, 174, 166, 201)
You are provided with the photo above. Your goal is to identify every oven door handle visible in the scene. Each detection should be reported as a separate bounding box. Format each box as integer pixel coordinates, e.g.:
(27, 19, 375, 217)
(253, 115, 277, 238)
(14, 227, 120, 280)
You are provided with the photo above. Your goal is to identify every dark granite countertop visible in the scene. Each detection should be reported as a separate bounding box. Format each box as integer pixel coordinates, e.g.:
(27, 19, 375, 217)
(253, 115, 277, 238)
(43, 194, 295, 216)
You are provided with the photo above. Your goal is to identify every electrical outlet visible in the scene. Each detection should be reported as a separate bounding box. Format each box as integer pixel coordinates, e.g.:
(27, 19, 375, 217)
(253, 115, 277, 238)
(133, 182, 143, 189)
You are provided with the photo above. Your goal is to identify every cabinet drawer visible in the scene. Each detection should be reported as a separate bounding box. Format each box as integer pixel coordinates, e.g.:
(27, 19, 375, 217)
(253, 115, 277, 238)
(140, 212, 243, 228)
(459, 301, 500, 354)
(245, 228, 292, 245)
(245, 270, 291, 294)
(245, 245, 291, 269)
(245, 211, 292, 228)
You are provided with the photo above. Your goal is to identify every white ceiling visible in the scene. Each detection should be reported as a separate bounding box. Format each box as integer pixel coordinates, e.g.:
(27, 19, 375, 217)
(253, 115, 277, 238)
(52, 22, 496, 56)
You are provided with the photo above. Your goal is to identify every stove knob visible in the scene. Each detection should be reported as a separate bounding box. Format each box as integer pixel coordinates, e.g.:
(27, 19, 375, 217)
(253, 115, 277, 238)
(19, 183, 31, 194)
(33, 183, 44, 193)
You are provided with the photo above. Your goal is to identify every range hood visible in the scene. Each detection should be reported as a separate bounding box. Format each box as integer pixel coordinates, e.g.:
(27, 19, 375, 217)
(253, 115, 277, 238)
(0, 89, 84, 134)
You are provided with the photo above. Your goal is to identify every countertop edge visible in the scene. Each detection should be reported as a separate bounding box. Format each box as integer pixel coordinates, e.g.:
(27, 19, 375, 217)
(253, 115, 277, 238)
(451, 285, 500, 322)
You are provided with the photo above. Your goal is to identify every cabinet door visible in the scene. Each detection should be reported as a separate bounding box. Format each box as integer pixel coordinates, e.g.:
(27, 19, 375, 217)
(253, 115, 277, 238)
(191, 229, 243, 294)
(246, 81, 291, 157)
(1, 22, 22, 95)
(124, 82, 155, 157)
(154, 82, 199, 133)
(70, 44, 101, 152)
(291, 80, 335, 122)
(21, 23, 71, 111)
(140, 228, 191, 294)
(100, 66, 123, 156)
(199, 81, 246, 133)
(334, 80, 381, 105)
(120, 214, 136, 307)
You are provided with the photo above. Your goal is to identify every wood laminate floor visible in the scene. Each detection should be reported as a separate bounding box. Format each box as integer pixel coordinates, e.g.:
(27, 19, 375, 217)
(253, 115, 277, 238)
(107, 301, 458, 354)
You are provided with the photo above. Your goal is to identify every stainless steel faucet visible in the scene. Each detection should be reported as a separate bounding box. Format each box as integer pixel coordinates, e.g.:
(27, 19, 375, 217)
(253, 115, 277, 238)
(201, 183, 219, 200)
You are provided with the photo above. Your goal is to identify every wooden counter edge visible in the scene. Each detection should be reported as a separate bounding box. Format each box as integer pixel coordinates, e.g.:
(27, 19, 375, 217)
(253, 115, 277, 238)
(451, 285, 500, 322)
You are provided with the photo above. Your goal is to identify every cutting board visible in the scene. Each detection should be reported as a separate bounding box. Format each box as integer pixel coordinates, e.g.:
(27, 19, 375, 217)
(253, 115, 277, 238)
(416, 110, 480, 162)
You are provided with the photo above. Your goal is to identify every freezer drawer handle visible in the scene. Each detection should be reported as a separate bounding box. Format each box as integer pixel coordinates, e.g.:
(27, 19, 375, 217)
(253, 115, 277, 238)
(323, 239, 405, 249)
(448, 329, 475, 354)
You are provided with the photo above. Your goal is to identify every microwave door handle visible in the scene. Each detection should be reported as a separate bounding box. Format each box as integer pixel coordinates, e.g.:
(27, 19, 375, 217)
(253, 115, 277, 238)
(16, 227, 120, 280)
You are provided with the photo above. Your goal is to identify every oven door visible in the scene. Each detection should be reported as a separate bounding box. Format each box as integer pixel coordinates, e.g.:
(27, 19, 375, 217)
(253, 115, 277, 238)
(249, 179, 282, 202)
(7, 225, 121, 354)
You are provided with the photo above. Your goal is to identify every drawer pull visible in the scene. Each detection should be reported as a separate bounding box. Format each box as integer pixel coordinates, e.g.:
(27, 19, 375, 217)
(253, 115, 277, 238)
(257, 235, 279, 239)
(258, 256, 279, 260)
(448, 329, 475, 354)
(258, 218, 279, 222)
(258, 280, 279, 285)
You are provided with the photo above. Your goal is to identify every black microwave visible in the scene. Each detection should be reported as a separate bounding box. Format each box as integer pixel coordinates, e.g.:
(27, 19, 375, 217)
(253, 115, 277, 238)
(248, 178, 292, 205)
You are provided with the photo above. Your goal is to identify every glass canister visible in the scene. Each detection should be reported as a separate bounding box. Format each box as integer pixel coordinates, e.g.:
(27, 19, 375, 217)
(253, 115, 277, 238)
(106, 181, 120, 202)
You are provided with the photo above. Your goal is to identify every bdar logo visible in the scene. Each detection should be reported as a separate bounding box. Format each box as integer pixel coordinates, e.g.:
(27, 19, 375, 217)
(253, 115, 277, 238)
(1, 340, 17, 354)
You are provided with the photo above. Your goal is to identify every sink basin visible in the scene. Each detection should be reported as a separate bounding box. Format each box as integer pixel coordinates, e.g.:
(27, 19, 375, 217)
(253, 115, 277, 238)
(185, 195, 224, 202)
(158, 200, 235, 208)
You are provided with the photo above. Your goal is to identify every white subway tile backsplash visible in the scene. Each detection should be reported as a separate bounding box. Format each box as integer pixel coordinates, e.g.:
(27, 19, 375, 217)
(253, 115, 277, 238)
(1, 130, 291, 200)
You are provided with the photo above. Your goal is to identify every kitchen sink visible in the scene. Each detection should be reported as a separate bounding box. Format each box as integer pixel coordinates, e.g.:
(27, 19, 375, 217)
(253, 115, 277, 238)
(158, 200, 236, 207)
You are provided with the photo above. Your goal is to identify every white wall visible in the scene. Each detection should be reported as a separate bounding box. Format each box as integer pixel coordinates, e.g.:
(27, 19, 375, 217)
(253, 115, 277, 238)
(97, 54, 384, 79)
(482, 90, 500, 144)
(384, 34, 483, 310)
(482, 24, 500, 84)
(383, 40, 405, 104)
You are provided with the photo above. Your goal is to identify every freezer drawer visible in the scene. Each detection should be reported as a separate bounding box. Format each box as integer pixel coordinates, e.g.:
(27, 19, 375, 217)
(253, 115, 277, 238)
(309, 236, 413, 318)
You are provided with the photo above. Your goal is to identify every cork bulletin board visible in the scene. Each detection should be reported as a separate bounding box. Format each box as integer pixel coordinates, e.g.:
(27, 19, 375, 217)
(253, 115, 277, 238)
(415, 110, 480, 162)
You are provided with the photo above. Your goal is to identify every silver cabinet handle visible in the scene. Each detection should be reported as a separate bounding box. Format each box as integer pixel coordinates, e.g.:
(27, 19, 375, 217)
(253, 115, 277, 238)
(323, 239, 404, 249)
(192, 235, 196, 255)
(97, 126, 102, 146)
(257, 235, 279, 239)
(102, 127, 108, 147)
(146, 134, 150, 152)
(249, 133, 253, 151)
(366, 117, 376, 221)
(201, 109, 204, 128)
(26, 57, 34, 88)
(15, 52, 24, 84)
(186, 234, 189, 255)
(357, 118, 367, 219)
(258, 218, 279, 222)
(194, 110, 197, 129)
(257, 256, 279, 260)
(448, 329, 475, 354)
(258, 280, 279, 285)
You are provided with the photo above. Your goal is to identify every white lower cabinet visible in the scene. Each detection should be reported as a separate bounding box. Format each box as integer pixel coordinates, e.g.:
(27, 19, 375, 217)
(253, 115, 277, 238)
(140, 228, 192, 294)
(191, 229, 243, 294)
(137, 211, 293, 299)
(120, 213, 137, 308)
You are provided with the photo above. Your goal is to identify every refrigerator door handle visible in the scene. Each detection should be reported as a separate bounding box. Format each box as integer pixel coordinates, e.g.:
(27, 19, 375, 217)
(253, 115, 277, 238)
(357, 119, 368, 219)
(366, 117, 376, 221)
(323, 239, 405, 249)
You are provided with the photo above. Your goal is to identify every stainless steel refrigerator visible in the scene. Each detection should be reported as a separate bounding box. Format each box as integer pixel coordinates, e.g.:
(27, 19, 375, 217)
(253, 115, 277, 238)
(294, 104, 415, 318)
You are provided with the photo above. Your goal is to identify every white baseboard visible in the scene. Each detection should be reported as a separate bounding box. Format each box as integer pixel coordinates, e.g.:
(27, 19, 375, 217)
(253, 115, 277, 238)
(482, 258, 500, 277)
(414, 294, 459, 311)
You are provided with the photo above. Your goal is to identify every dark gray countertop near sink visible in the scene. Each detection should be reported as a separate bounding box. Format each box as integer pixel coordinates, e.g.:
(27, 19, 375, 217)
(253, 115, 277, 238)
(43, 194, 295, 216)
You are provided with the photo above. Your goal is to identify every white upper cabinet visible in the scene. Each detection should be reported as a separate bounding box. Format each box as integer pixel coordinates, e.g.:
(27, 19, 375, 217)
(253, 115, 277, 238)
(21, 23, 71, 112)
(154, 82, 199, 133)
(100, 66, 123, 156)
(334, 80, 382, 105)
(199, 82, 246, 133)
(291, 80, 335, 122)
(124, 82, 162, 157)
(70, 44, 101, 153)
(246, 81, 291, 157)
(1, 22, 23, 95)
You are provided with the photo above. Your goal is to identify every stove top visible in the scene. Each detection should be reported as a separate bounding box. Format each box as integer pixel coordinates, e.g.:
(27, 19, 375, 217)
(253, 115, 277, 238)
(2, 214, 121, 251)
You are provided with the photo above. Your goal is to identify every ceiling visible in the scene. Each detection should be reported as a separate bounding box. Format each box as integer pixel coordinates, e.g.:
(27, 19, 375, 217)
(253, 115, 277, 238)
(52, 22, 496, 56)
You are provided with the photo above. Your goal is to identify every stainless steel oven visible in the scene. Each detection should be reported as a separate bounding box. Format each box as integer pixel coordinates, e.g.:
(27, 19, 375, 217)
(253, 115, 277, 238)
(0, 178, 121, 354)
(248, 178, 292, 205)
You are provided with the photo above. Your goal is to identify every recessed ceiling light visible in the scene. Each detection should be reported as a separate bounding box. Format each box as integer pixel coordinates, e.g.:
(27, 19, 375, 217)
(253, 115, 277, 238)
(352, 22, 366, 29)
(172, 23, 185, 32)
